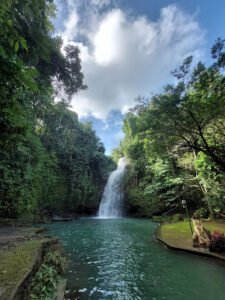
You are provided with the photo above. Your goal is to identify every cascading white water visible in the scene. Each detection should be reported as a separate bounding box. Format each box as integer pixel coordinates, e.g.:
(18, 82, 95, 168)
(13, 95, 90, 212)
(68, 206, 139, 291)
(98, 157, 127, 218)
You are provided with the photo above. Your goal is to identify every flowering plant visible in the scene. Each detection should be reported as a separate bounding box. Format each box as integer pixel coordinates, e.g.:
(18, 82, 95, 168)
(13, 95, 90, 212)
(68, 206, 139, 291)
(209, 231, 225, 253)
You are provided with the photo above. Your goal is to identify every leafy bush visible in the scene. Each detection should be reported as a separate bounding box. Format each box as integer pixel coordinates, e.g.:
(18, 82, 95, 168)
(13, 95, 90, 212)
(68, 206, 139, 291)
(17, 212, 34, 225)
(152, 215, 171, 223)
(28, 250, 68, 300)
(193, 208, 209, 219)
(28, 264, 58, 300)
(171, 213, 184, 222)
(209, 231, 225, 253)
(152, 216, 163, 223)
(152, 214, 184, 223)
(44, 250, 68, 274)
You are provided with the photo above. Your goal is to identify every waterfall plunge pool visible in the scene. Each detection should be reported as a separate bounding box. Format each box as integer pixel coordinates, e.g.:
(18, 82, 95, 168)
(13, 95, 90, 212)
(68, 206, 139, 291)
(46, 218, 225, 300)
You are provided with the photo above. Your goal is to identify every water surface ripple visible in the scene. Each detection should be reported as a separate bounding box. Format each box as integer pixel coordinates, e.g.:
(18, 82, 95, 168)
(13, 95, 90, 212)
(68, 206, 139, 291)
(47, 218, 225, 300)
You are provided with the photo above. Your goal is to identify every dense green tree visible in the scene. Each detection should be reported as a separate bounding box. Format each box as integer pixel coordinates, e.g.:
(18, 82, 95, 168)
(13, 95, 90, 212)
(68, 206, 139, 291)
(0, 0, 113, 219)
(120, 39, 225, 218)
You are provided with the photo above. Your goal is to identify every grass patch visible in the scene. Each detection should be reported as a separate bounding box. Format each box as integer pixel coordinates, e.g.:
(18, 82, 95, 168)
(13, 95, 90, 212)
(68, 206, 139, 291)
(159, 221, 225, 249)
(0, 239, 44, 299)
(203, 222, 225, 233)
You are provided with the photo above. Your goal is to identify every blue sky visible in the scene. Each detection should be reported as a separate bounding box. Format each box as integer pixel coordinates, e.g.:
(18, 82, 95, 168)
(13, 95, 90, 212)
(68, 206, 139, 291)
(54, 0, 225, 155)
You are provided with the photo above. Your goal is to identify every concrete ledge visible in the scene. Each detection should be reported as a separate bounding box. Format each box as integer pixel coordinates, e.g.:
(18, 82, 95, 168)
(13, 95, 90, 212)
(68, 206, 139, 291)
(55, 278, 67, 300)
(10, 238, 59, 300)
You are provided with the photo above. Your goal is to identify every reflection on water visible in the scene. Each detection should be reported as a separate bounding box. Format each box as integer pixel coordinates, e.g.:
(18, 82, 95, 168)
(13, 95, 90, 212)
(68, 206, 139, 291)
(47, 218, 225, 300)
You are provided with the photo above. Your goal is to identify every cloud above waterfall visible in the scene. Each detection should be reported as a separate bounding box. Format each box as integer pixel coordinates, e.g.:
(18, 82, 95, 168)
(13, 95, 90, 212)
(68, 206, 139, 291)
(56, 1, 205, 119)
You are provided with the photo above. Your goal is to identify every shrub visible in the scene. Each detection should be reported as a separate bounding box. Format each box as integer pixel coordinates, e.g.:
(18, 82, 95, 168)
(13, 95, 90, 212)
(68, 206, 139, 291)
(193, 208, 209, 219)
(152, 216, 163, 223)
(28, 250, 68, 300)
(44, 250, 68, 274)
(152, 215, 171, 223)
(17, 212, 34, 225)
(171, 213, 184, 222)
(152, 214, 184, 223)
(209, 231, 225, 253)
(28, 264, 58, 300)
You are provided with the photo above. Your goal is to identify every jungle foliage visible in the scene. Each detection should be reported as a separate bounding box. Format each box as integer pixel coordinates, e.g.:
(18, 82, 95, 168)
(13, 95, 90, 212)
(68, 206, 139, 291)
(0, 0, 113, 218)
(116, 39, 225, 217)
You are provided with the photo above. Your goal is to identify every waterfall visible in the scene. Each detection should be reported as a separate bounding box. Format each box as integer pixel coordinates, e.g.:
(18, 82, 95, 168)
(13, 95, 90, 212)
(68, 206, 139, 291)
(98, 157, 127, 218)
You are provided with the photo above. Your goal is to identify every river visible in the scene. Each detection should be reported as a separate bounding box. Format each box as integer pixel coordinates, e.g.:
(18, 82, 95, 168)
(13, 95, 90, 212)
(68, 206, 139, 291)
(47, 218, 225, 300)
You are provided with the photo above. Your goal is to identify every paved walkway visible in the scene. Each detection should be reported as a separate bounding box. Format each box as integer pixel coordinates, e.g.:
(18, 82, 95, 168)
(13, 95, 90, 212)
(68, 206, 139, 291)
(0, 227, 46, 250)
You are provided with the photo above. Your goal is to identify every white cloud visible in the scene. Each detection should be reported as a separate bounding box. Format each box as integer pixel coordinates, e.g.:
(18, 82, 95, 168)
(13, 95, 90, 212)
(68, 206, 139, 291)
(62, 10, 79, 44)
(59, 3, 205, 120)
(90, 0, 112, 8)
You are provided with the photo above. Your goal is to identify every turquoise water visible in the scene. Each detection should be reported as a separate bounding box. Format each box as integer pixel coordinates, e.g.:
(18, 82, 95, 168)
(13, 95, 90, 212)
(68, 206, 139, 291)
(47, 218, 225, 300)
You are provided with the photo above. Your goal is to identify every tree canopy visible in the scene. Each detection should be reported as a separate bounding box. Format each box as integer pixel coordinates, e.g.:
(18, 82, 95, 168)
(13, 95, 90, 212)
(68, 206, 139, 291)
(119, 39, 225, 218)
(0, 0, 114, 219)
